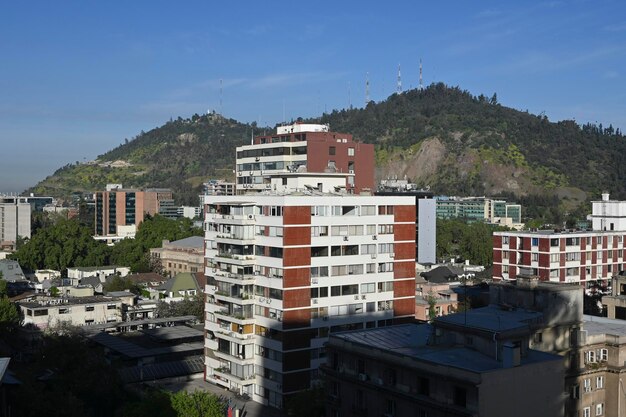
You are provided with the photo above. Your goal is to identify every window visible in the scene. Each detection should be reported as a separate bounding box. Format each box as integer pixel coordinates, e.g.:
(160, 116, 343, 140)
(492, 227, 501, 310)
(583, 378, 592, 393)
(453, 386, 467, 407)
(348, 147, 355, 156)
(550, 253, 560, 263)
(107, 304, 117, 310)
(583, 407, 591, 417)
(532, 237, 539, 246)
(85, 306, 95, 312)
(532, 253, 539, 262)
(596, 376, 604, 389)
(58, 308, 70, 314)
(596, 403, 604, 416)
(503, 236, 509, 245)
(329, 146, 336, 155)
(571, 384, 580, 399)
(598, 348, 608, 361)
(585, 350, 596, 363)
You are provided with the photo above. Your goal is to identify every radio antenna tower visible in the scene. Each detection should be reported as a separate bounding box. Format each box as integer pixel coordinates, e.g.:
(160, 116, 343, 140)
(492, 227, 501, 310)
(219, 79, 223, 114)
(397, 64, 402, 94)
(419, 59, 424, 90)
(365, 72, 370, 106)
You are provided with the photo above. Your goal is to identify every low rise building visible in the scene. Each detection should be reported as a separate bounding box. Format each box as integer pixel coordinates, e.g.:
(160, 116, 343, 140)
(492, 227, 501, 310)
(156, 272, 202, 302)
(493, 194, 626, 285)
(67, 266, 130, 285)
(325, 270, 626, 417)
(150, 236, 204, 278)
(436, 195, 522, 225)
(415, 278, 459, 321)
(19, 295, 123, 329)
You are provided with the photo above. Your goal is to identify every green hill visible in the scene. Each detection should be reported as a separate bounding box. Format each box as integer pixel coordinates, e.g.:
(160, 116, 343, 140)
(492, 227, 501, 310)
(28, 83, 626, 221)
(28, 112, 254, 205)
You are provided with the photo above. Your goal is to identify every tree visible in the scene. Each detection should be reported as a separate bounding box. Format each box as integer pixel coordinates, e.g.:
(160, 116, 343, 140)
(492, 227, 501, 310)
(426, 293, 438, 322)
(103, 275, 141, 295)
(169, 390, 224, 417)
(0, 276, 6, 297)
(11, 218, 111, 274)
(49, 286, 60, 297)
(285, 384, 326, 417)
(0, 297, 20, 331)
(156, 294, 203, 320)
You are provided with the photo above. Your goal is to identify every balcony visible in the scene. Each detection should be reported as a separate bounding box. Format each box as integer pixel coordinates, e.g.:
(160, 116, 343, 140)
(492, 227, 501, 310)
(214, 328, 256, 344)
(214, 349, 255, 366)
(214, 253, 256, 265)
(215, 291, 255, 305)
(213, 367, 256, 384)
(214, 310, 255, 325)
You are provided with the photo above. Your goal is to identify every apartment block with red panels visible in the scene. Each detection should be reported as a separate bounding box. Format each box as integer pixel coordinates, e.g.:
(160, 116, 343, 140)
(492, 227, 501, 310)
(94, 188, 172, 236)
(493, 231, 626, 284)
(235, 123, 374, 194)
(203, 194, 416, 409)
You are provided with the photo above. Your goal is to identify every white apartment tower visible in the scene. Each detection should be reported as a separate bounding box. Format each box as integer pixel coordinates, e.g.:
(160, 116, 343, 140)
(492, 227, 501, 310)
(0, 196, 31, 246)
(203, 193, 417, 408)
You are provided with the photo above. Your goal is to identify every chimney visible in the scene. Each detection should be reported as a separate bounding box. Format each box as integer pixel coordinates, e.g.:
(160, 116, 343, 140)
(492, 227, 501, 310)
(602, 192, 610, 202)
(502, 342, 521, 367)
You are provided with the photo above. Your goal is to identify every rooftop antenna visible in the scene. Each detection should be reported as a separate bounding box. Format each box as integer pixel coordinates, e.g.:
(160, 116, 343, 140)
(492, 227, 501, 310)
(219, 79, 223, 114)
(419, 59, 424, 90)
(282, 100, 286, 125)
(365, 72, 370, 106)
(397, 63, 402, 94)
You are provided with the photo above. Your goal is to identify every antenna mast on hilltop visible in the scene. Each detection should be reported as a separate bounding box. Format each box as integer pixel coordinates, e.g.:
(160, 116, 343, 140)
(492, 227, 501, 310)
(419, 59, 424, 90)
(365, 72, 370, 106)
(397, 64, 402, 94)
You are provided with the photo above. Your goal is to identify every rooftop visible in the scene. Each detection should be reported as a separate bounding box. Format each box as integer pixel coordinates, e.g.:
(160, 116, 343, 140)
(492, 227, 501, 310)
(331, 323, 561, 373)
(583, 315, 626, 337)
(69, 265, 127, 272)
(164, 236, 204, 249)
(435, 305, 543, 333)
(19, 295, 121, 309)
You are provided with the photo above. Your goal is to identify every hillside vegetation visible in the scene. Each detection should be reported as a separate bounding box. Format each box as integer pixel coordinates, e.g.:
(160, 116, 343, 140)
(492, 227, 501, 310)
(28, 84, 626, 221)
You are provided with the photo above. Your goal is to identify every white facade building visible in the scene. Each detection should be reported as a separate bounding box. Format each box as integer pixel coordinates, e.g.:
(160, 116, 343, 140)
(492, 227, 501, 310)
(0, 196, 31, 246)
(203, 193, 417, 408)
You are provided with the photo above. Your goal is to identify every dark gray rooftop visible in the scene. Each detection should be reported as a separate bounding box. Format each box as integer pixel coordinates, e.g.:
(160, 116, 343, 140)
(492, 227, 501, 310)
(332, 323, 561, 373)
(140, 326, 203, 341)
(87, 331, 203, 358)
(166, 236, 204, 249)
(435, 305, 543, 333)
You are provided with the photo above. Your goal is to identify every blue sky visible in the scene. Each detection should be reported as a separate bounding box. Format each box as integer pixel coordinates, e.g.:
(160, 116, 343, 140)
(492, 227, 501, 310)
(1, 0, 625, 193)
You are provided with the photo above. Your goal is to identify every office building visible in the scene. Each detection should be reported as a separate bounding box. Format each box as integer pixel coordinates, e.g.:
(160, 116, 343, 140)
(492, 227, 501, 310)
(203, 193, 416, 408)
(436, 196, 522, 228)
(94, 186, 173, 237)
(0, 196, 31, 247)
(235, 123, 374, 194)
(493, 193, 626, 284)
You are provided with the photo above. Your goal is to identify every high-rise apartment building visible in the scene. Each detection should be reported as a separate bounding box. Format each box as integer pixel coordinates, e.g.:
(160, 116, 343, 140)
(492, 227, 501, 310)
(94, 186, 173, 237)
(0, 196, 31, 247)
(493, 193, 626, 284)
(203, 193, 416, 408)
(235, 123, 375, 194)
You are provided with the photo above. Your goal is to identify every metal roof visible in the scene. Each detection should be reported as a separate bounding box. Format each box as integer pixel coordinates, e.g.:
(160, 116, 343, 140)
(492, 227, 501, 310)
(140, 326, 203, 341)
